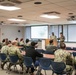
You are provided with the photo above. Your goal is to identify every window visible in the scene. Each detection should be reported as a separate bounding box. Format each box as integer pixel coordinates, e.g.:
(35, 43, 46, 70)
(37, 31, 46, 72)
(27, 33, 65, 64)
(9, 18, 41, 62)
(68, 25, 76, 42)
(63, 25, 68, 41)
(50, 26, 59, 38)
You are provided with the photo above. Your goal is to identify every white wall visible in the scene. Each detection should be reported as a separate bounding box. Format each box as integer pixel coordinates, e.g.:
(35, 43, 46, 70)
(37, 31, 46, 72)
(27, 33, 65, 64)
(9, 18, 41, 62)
(0, 25, 24, 42)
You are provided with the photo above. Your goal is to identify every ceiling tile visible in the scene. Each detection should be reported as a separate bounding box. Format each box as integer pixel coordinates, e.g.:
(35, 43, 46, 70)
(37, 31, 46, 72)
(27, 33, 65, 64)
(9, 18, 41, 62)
(56, 0, 76, 6)
(46, 0, 71, 3)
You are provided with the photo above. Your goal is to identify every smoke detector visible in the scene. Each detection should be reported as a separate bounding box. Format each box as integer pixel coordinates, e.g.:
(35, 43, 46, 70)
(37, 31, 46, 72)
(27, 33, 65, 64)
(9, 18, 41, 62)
(0, 0, 22, 6)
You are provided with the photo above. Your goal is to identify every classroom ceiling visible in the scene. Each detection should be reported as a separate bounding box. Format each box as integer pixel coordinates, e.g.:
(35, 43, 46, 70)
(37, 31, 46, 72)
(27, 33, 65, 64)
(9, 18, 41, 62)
(0, 0, 76, 26)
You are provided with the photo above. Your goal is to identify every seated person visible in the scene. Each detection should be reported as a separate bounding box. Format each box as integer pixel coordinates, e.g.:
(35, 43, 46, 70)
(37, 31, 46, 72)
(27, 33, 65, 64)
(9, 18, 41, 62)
(73, 53, 76, 75)
(1, 42, 10, 69)
(15, 38, 19, 45)
(8, 40, 23, 70)
(23, 39, 31, 50)
(54, 43, 73, 75)
(25, 39, 31, 46)
(19, 38, 25, 46)
(25, 41, 43, 75)
(45, 40, 57, 53)
(1, 39, 6, 46)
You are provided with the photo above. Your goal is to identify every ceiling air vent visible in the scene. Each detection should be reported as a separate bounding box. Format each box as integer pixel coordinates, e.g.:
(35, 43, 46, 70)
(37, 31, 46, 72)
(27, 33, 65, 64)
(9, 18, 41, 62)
(10, 22, 19, 24)
(43, 11, 61, 15)
(34, 2, 42, 4)
(1, 2, 14, 6)
(0, 0, 34, 5)
(67, 15, 76, 21)
(0, 0, 22, 6)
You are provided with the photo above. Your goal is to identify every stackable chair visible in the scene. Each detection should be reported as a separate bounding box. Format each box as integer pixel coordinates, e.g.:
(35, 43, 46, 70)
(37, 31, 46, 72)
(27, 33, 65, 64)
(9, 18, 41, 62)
(8, 55, 19, 73)
(36, 49, 45, 54)
(23, 56, 34, 75)
(66, 47, 72, 50)
(38, 58, 52, 75)
(51, 61, 66, 75)
(73, 47, 76, 51)
(73, 52, 76, 57)
(44, 50, 54, 54)
(0, 53, 8, 69)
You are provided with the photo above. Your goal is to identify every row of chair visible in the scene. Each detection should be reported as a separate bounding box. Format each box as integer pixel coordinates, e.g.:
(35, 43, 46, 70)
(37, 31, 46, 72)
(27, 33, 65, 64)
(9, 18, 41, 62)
(0, 52, 76, 75)
(0, 53, 20, 73)
(66, 47, 76, 50)
(0, 53, 66, 75)
(24, 52, 76, 75)
(24, 57, 67, 75)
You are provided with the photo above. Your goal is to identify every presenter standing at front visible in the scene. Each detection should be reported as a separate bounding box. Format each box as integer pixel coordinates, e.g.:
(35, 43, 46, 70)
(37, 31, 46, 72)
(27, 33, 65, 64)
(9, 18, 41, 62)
(50, 32, 57, 46)
(58, 32, 65, 43)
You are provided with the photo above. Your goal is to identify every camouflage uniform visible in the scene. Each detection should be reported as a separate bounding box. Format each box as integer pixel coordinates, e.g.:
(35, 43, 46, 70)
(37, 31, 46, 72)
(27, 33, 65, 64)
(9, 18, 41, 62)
(8, 45, 23, 59)
(1, 45, 10, 69)
(8, 45, 23, 70)
(2, 42, 6, 46)
(73, 56, 76, 74)
(54, 49, 73, 75)
(1, 45, 10, 55)
(58, 36, 65, 42)
(26, 42, 31, 46)
(19, 41, 24, 46)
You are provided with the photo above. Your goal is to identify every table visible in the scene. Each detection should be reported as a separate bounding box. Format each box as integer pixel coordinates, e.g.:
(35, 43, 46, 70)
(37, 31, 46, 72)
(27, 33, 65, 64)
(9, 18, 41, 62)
(43, 54, 54, 59)
(67, 50, 76, 53)
(43, 50, 76, 59)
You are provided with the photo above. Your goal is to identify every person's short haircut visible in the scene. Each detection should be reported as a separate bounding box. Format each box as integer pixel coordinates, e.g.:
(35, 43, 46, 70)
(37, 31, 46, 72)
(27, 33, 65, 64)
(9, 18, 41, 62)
(6, 41, 9, 45)
(15, 38, 18, 40)
(31, 41, 37, 47)
(26, 39, 29, 43)
(52, 32, 54, 35)
(2, 39, 5, 42)
(20, 38, 23, 41)
(60, 42, 66, 49)
(49, 40, 53, 44)
(12, 40, 17, 45)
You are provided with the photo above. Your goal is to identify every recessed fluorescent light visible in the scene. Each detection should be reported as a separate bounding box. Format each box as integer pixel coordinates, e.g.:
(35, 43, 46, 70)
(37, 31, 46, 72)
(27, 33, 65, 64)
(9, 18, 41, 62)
(40, 14, 60, 19)
(8, 18, 26, 22)
(69, 21, 76, 23)
(0, 5, 21, 11)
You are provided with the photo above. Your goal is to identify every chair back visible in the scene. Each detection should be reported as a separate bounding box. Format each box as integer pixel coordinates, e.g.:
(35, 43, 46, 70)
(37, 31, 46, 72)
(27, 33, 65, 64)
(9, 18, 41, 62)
(51, 61, 66, 74)
(39, 58, 52, 70)
(23, 56, 33, 67)
(36, 49, 45, 53)
(0, 53, 7, 61)
(73, 52, 76, 57)
(73, 47, 76, 51)
(9, 55, 19, 64)
(66, 47, 72, 50)
(44, 51, 54, 54)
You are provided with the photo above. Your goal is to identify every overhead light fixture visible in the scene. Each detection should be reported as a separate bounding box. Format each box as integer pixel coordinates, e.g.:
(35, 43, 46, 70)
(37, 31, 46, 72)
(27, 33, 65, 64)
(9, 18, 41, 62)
(8, 18, 26, 22)
(0, 5, 21, 11)
(40, 14, 60, 19)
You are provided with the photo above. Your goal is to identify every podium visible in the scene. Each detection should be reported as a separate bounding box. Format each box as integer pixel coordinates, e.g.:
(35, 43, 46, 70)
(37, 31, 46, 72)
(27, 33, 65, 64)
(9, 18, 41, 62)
(45, 39, 58, 46)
